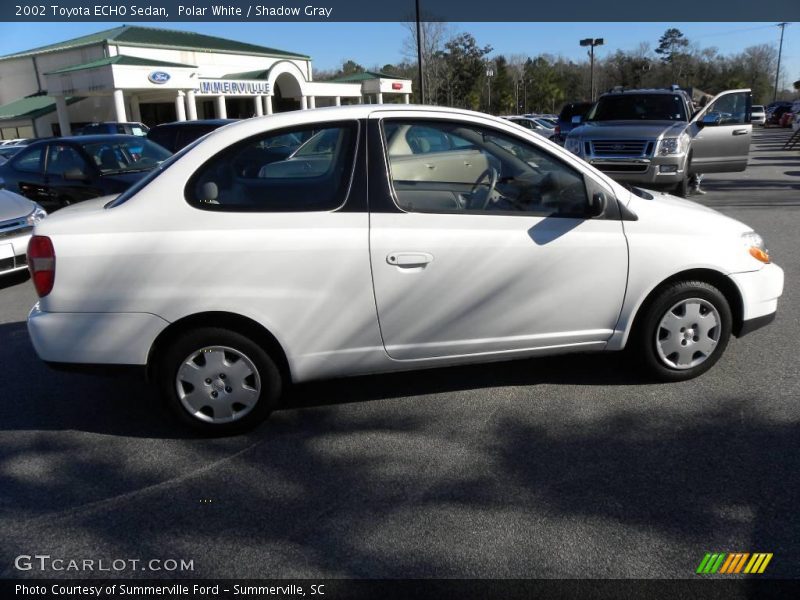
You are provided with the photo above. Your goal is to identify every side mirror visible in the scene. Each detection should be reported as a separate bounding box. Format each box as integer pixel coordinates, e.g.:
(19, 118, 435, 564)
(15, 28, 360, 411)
(700, 113, 720, 127)
(586, 191, 607, 217)
(571, 115, 582, 125)
(63, 168, 87, 181)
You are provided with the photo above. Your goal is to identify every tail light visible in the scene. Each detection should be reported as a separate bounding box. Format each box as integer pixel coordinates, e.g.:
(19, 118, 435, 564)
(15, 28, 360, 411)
(28, 235, 55, 297)
(554, 125, 560, 135)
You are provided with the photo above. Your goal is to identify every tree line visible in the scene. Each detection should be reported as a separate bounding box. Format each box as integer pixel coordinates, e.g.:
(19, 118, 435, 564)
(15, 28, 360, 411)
(315, 26, 799, 114)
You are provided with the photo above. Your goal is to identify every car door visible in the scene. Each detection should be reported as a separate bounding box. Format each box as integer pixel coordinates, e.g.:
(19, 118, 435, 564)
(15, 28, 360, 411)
(368, 113, 629, 361)
(689, 89, 752, 174)
(43, 143, 103, 206)
(5, 145, 47, 202)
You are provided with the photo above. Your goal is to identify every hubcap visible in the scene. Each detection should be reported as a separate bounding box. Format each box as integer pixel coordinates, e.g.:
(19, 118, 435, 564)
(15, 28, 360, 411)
(656, 298, 721, 370)
(175, 345, 260, 424)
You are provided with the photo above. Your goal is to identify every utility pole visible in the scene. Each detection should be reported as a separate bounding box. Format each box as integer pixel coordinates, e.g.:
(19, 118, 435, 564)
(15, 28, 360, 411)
(774, 22, 789, 103)
(415, 0, 425, 104)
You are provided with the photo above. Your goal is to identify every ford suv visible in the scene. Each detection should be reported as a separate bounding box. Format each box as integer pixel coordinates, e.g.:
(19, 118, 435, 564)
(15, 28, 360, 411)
(565, 88, 752, 197)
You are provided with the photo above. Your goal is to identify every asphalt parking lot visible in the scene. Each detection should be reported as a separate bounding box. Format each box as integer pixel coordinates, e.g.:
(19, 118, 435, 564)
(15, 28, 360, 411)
(0, 128, 798, 580)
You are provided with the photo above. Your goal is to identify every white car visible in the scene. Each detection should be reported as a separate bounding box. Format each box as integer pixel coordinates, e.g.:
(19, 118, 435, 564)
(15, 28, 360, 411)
(751, 105, 766, 126)
(26, 106, 784, 434)
(0, 190, 46, 277)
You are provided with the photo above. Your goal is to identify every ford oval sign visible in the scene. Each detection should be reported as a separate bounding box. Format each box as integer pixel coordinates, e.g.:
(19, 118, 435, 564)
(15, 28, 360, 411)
(148, 71, 171, 85)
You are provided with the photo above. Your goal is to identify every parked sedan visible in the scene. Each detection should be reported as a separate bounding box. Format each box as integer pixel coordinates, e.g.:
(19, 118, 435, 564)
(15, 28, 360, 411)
(147, 119, 236, 153)
(502, 116, 556, 139)
(0, 189, 46, 277)
(0, 135, 171, 211)
(26, 105, 783, 435)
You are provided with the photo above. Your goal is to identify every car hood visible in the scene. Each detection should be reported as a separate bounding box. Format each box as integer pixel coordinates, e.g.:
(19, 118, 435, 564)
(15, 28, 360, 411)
(625, 187, 752, 236)
(571, 120, 687, 139)
(0, 189, 35, 222)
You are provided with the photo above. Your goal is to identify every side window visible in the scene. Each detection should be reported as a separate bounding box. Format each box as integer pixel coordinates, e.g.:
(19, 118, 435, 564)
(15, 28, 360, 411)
(45, 144, 88, 177)
(11, 146, 44, 173)
(186, 122, 358, 212)
(704, 92, 750, 125)
(383, 120, 590, 217)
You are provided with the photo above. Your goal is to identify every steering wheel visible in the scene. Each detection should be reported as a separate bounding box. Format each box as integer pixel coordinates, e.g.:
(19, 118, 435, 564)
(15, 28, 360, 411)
(470, 167, 499, 210)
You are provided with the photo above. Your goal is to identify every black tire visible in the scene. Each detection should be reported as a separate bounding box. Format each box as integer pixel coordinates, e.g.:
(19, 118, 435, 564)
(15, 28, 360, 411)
(158, 327, 282, 435)
(673, 153, 692, 198)
(633, 280, 732, 382)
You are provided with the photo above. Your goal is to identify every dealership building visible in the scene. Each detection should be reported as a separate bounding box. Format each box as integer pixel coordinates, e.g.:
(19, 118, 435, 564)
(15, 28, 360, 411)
(0, 25, 413, 139)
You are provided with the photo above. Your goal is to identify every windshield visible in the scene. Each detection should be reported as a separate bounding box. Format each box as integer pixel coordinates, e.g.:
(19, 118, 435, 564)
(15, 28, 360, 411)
(105, 137, 201, 208)
(588, 94, 688, 122)
(82, 138, 172, 174)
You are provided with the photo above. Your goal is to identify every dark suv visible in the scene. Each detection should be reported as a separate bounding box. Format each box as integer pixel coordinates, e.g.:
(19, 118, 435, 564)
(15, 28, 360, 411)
(554, 102, 594, 144)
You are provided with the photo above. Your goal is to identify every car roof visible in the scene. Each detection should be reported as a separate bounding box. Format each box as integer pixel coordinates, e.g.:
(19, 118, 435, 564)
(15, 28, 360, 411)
(150, 119, 237, 129)
(26, 134, 149, 145)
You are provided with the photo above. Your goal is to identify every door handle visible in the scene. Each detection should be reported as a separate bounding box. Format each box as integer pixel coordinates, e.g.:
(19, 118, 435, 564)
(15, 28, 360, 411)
(732, 129, 749, 136)
(387, 252, 433, 267)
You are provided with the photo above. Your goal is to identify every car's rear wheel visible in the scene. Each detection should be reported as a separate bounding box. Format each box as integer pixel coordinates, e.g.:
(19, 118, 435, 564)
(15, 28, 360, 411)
(634, 281, 732, 381)
(158, 327, 281, 435)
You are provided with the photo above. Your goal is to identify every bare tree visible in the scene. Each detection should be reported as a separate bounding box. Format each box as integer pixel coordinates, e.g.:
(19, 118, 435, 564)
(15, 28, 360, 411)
(402, 20, 451, 104)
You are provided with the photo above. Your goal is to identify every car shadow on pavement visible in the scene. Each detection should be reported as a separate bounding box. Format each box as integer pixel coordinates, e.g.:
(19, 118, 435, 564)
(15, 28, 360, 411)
(0, 318, 646, 438)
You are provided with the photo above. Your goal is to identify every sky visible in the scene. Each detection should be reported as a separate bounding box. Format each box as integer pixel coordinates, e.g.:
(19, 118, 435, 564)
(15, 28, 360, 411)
(0, 21, 797, 89)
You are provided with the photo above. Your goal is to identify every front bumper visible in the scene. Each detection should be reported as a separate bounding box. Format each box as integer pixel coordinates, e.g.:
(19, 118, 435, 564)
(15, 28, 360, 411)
(586, 154, 687, 187)
(0, 232, 31, 276)
(729, 263, 784, 335)
(27, 304, 169, 366)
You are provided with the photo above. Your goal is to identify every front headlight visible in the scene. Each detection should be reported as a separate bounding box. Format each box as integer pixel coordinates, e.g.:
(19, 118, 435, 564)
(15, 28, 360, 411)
(657, 133, 690, 156)
(565, 137, 582, 156)
(26, 203, 47, 226)
(742, 231, 770, 263)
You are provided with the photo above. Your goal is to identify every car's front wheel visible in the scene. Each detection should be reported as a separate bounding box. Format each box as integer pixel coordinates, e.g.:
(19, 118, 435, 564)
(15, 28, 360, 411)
(158, 327, 281, 435)
(635, 281, 732, 381)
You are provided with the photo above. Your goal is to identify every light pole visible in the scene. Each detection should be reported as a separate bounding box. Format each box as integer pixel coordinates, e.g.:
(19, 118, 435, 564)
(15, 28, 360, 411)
(580, 37, 604, 101)
(415, 0, 425, 104)
(486, 63, 495, 113)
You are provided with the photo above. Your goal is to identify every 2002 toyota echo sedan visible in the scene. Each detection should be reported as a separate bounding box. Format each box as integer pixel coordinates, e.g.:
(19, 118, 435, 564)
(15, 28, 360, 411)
(25, 106, 784, 434)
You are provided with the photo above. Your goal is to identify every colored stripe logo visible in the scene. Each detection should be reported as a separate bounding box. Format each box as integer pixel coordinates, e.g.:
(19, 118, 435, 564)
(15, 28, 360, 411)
(697, 552, 773, 574)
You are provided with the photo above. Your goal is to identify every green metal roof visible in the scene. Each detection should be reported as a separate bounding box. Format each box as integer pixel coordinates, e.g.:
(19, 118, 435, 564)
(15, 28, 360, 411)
(0, 95, 83, 121)
(0, 25, 310, 61)
(46, 55, 197, 75)
(329, 71, 403, 83)
(221, 69, 270, 81)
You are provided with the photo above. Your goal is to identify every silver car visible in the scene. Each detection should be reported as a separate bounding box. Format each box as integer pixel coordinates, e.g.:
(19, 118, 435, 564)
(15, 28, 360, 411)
(0, 190, 46, 276)
(751, 105, 766, 126)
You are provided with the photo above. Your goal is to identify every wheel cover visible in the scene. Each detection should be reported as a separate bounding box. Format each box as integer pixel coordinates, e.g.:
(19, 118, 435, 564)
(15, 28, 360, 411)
(175, 345, 261, 424)
(655, 298, 722, 370)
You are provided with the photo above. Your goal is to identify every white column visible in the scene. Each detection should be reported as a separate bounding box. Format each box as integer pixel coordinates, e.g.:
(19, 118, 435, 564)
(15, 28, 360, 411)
(185, 90, 197, 121)
(403, 94, 410, 104)
(359, 95, 364, 104)
(263, 96, 273, 115)
(54, 96, 71, 136)
(130, 95, 142, 122)
(308, 96, 316, 109)
(335, 96, 341, 107)
(113, 89, 127, 122)
(216, 95, 227, 119)
(175, 91, 187, 122)
(301, 96, 308, 110)
(376, 92, 384, 104)
(254, 96, 263, 117)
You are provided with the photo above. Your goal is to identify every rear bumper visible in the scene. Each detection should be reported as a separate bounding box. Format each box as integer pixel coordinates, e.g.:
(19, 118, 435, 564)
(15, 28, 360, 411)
(27, 304, 169, 366)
